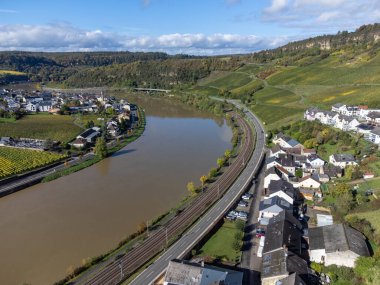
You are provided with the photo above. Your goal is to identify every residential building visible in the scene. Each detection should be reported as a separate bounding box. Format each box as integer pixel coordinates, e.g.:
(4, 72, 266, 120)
(306, 154, 325, 170)
(329, 154, 358, 169)
(273, 133, 303, 149)
(368, 128, 380, 144)
(264, 167, 283, 189)
(266, 180, 297, 205)
(366, 111, 380, 125)
(163, 259, 243, 285)
(297, 175, 321, 189)
(76, 127, 101, 144)
(261, 249, 312, 285)
(309, 224, 370, 267)
(259, 196, 293, 222)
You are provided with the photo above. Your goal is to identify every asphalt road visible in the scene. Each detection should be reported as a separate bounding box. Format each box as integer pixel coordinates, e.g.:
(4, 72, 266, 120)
(129, 100, 266, 285)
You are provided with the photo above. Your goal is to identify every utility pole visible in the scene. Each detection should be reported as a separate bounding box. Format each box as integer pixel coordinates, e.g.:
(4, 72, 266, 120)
(118, 261, 124, 281)
(147, 220, 149, 236)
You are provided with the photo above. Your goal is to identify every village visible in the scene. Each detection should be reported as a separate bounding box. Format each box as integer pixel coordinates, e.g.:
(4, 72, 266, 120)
(305, 103, 380, 146)
(0, 87, 139, 151)
(159, 106, 378, 285)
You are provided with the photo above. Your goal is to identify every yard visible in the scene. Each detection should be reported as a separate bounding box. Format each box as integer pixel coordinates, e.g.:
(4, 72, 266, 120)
(197, 221, 242, 263)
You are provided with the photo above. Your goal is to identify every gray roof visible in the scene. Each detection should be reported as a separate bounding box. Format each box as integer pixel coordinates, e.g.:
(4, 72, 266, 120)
(266, 166, 282, 177)
(371, 128, 380, 136)
(309, 224, 370, 256)
(260, 196, 293, 212)
(278, 154, 296, 167)
(356, 124, 374, 131)
(268, 180, 295, 198)
(308, 227, 325, 250)
(264, 215, 303, 255)
(332, 103, 345, 108)
(332, 154, 356, 163)
(367, 111, 380, 119)
(275, 273, 307, 285)
(307, 154, 324, 163)
(164, 259, 243, 285)
(268, 211, 303, 230)
(262, 249, 309, 281)
(287, 139, 301, 148)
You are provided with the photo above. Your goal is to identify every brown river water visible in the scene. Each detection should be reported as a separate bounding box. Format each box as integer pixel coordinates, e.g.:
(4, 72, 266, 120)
(0, 95, 232, 285)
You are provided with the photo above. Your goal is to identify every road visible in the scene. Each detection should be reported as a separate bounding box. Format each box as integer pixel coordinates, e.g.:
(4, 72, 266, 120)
(129, 100, 266, 285)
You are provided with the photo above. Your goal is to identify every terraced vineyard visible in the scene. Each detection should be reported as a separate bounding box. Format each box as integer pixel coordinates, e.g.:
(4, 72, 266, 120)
(0, 147, 67, 178)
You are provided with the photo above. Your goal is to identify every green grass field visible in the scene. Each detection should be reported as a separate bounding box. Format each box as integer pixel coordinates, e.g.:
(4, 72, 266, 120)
(0, 114, 81, 143)
(201, 72, 252, 90)
(0, 147, 67, 178)
(348, 209, 380, 235)
(197, 221, 242, 263)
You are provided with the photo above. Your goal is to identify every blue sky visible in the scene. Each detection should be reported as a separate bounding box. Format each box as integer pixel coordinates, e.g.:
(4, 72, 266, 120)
(0, 0, 379, 54)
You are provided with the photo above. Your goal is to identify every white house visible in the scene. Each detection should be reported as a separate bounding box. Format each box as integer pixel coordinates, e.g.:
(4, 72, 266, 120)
(269, 145, 286, 158)
(331, 103, 346, 113)
(264, 167, 282, 189)
(26, 102, 38, 112)
(304, 107, 322, 121)
(366, 111, 380, 125)
(306, 154, 325, 170)
(258, 196, 293, 222)
(309, 224, 370, 267)
(265, 180, 296, 204)
(368, 128, 380, 145)
(272, 133, 303, 149)
(297, 175, 321, 189)
(329, 154, 358, 169)
(334, 115, 359, 131)
(38, 101, 53, 112)
(319, 111, 336, 126)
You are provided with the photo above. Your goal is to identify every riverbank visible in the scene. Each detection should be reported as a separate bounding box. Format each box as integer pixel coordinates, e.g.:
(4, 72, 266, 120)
(43, 108, 146, 183)
(63, 106, 245, 285)
(0, 107, 146, 197)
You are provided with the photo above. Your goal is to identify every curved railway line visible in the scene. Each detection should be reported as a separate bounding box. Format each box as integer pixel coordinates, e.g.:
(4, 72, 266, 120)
(75, 112, 255, 285)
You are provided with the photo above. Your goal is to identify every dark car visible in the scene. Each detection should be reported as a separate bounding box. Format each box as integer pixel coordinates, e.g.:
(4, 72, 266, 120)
(256, 228, 265, 238)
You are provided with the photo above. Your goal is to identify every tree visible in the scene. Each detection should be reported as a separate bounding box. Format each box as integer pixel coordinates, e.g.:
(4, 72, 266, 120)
(295, 168, 303, 178)
(187, 181, 197, 196)
(217, 157, 225, 169)
(94, 137, 107, 158)
(331, 182, 351, 197)
(200, 175, 207, 189)
(224, 149, 232, 165)
(85, 120, 95, 129)
(208, 167, 218, 178)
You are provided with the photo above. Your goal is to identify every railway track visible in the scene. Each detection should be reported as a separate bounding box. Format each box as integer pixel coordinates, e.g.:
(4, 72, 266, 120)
(76, 113, 254, 285)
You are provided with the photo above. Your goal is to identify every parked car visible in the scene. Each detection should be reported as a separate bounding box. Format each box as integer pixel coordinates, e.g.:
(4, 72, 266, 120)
(229, 210, 238, 217)
(238, 211, 248, 218)
(225, 214, 236, 221)
(238, 200, 248, 207)
(256, 228, 265, 238)
(242, 193, 253, 200)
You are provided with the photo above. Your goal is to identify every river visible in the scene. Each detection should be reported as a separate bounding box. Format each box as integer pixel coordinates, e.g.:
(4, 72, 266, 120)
(0, 94, 232, 285)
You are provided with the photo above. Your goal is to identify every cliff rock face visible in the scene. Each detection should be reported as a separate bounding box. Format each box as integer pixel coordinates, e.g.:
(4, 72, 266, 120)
(280, 24, 380, 53)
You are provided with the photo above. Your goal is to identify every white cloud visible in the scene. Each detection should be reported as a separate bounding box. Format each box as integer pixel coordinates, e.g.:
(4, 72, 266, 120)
(265, 0, 288, 13)
(0, 24, 289, 55)
(316, 11, 340, 22)
(262, 0, 380, 33)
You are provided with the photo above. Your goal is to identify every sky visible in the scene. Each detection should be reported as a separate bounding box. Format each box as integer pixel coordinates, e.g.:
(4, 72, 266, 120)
(0, 0, 379, 55)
